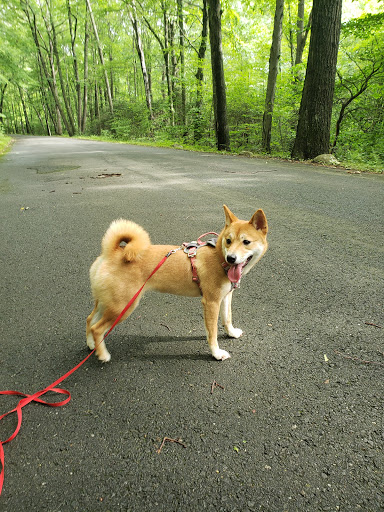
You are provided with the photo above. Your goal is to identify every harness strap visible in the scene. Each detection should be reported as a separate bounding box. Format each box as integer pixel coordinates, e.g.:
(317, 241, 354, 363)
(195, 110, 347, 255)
(182, 232, 243, 292)
(182, 232, 219, 293)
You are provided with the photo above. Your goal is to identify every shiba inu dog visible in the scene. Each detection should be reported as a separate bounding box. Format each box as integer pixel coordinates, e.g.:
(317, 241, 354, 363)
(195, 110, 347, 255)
(87, 205, 268, 361)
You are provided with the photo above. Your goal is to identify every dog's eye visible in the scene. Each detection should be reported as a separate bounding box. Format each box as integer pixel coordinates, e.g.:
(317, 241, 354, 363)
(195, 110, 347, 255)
(243, 240, 251, 246)
(226, 238, 231, 245)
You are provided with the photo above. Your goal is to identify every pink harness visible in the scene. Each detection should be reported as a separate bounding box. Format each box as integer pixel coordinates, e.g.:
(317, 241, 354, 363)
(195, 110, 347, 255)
(182, 232, 243, 293)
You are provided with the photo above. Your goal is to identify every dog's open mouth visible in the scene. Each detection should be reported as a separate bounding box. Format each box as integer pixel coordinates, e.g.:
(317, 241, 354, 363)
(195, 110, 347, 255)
(226, 255, 253, 283)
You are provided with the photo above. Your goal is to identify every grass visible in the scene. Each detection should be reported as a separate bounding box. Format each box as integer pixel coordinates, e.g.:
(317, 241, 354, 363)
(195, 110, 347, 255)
(0, 135, 13, 155)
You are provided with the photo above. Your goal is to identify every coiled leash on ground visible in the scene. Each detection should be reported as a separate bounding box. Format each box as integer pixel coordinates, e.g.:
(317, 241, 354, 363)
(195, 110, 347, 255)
(0, 248, 179, 496)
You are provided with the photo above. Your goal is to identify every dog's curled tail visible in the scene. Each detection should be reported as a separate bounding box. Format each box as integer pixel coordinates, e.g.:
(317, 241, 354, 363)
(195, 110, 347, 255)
(101, 219, 151, 262)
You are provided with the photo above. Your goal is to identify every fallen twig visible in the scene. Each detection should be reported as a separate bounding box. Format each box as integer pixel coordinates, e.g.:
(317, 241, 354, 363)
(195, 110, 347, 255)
(334, 350, 384, 367)
(210, 381, 225, 394)
(365, 322, 382, 328)
(156, 437, 186, 454)
(160, 323, 171, 331)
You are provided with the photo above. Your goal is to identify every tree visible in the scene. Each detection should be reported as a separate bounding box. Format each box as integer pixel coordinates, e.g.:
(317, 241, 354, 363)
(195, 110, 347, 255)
(127, 0, 154, 121)
(140, 1, 176, 126)
(0, 83, 8, 124)
(208, 0, 230, 151)
(261, 0, 284, 153)
(294, 0, 312, 66)
(291, 0, 343, 159)
(81, 3, 89, 134)
(21, 0, 74, 136)
(193, 0, 208, 141)
(177, 0, 186, 126)
(85, 0, 114, 115)
(67, 0, 81, 132)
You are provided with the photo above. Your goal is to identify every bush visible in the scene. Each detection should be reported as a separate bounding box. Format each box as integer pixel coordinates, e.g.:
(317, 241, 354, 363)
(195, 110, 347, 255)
(110, 101, 151, 139)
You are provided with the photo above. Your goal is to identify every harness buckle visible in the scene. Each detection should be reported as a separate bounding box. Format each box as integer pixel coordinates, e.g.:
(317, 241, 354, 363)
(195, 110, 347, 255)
(183, 242, 199, 258)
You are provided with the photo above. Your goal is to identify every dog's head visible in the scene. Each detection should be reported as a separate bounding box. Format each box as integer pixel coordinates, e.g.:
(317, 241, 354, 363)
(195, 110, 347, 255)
(220, 205, 268, 281)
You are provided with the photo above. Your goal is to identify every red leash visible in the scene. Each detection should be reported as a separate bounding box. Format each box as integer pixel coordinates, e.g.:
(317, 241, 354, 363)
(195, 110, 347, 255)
(0, 249, 177, 496)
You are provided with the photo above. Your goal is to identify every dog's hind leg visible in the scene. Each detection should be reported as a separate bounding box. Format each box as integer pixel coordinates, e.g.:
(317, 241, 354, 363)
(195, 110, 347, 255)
(90, 309, 117, 362)
(86, 300, 103, 350)
(220, 291, 243, 339)
(202, 297, 231, 361)
(91, 297, 142, 362)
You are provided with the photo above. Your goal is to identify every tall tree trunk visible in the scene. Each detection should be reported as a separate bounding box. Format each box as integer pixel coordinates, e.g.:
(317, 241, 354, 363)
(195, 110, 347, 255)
(162, 3, 175, 126)
(67, 0, 81, 131)
(295, 1, 312, 65)
(22, 1, 70, 135)
(291, 0, 342, 160)
(37, 56, 57, 134)
(194, 0, 208, 140)
(18, 86, 32, 134)
(262, 0, 284, 153)
(177, 0, 186, 126)
(208, 0, 230, 151)
(0, 83, 7, 124)
(141, 4, 175, 126)
(41, 0, 76, 135)
(81, 5, 89, 133)
(27, 91, 45, 132)
(94, 81, 101, 134)
(128, 2, 154, 120)
(85, 0, 114, 114)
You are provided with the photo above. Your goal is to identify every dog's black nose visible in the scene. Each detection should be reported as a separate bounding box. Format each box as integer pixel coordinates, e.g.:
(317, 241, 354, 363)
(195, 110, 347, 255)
(226, 255, 237, 264)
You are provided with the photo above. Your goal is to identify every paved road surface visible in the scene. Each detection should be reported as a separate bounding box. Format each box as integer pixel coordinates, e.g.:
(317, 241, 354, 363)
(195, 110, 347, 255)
(0, 136, 383, 511)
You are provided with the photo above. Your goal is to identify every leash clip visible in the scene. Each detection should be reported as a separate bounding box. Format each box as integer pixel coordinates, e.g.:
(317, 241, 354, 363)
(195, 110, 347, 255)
(166, 248, 181, 258)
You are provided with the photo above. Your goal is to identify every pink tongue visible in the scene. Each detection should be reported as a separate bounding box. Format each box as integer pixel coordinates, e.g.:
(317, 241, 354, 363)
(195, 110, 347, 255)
(227, 263, 244, 283)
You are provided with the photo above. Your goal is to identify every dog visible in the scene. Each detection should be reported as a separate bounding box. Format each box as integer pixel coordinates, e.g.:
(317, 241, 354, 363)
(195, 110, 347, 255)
(86, 205, 268, 361)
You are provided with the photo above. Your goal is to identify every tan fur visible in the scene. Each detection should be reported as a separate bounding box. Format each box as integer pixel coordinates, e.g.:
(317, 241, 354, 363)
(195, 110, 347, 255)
(87, 205, 268, 361)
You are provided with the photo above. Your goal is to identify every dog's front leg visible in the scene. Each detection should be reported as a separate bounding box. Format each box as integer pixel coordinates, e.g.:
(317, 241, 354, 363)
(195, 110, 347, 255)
(220, 291, 243, 339)
(202, 297, 230, 360)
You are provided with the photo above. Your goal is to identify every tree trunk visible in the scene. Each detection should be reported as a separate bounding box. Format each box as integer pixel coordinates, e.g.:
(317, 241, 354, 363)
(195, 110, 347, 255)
(22, 1, 71, 135)
(0, 83, 7, 123)
(162, 3, 175, 126)
(85, 0, 114, 114)
(194, 0, 208, 140)
(177, 0, 186, 126)
(291, 0, 342, 160)
(142, 4, 175, 126)
(128, 2, 154, 120)
(81, 6, 89, 133)
(208, 0, 230, 151)
(18, 86, 32, 134)
(41, 0, 76, 135)
(295, 1, 312, 65)
(67, 0, 81, 131)
(94, 82, 101, 134)
(262, 0, 284, 153)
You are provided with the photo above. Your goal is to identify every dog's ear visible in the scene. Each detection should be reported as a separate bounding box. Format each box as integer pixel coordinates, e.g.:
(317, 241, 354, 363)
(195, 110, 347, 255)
(223, 205, 238, 226)
(250, 209, 268, 235)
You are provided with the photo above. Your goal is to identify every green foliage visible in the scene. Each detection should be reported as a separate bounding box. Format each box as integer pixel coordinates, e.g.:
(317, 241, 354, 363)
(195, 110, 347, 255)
(333, 10, 384, 168)
(342, 12, 384, 37)
(110, 101, 152, 139)
(0, 134, 12, 154)
(1, 0, 383, 170)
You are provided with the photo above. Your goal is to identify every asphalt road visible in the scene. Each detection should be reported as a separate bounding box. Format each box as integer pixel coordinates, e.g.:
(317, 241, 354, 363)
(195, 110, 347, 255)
(0, 136, 383, 511)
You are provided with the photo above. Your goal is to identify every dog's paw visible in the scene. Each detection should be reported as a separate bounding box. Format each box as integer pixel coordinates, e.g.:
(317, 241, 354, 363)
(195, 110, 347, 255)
(86, 334, 95, 350)
(226, 326, 243, 339)
(212, 348, 231, 361)
(98, 351, 111, 363)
